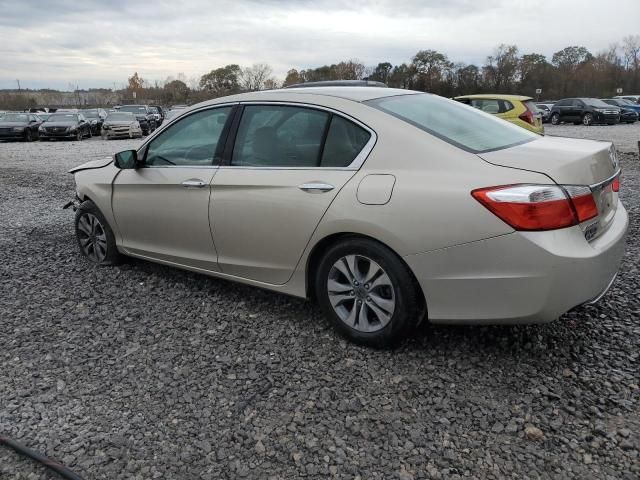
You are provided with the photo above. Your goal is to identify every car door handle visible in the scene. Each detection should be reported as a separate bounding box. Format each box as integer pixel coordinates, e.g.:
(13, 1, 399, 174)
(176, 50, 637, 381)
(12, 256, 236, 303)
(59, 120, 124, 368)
(299, 182, 335, 193)
(182, 179, 207, 188)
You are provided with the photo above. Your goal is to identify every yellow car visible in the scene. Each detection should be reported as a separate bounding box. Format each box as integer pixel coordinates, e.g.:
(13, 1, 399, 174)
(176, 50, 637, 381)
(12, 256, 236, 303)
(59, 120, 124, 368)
(454, 94, 544, 135)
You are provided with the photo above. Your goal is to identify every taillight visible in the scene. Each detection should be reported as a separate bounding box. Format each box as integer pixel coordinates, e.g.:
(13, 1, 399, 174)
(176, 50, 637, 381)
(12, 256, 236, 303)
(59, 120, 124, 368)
(472, 184, 598, 231)
(519, 109, 535, 125)
(612, 175, 620, 192)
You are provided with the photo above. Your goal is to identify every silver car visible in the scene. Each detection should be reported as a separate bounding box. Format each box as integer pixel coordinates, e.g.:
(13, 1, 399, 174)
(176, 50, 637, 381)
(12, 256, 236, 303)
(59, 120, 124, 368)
(69, 87, 628, 346)
(101, 112, 143, 140)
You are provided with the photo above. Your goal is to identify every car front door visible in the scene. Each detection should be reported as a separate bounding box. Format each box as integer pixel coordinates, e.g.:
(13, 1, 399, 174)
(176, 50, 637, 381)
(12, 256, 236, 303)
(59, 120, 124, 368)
(112, 105, 234, 271)
(210, 104, 374, 284)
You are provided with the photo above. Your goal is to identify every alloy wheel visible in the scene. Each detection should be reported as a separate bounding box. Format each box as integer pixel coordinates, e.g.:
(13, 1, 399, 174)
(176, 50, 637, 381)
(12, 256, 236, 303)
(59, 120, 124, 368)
(583, 113, 593, 126)
(77, 213, 108, 262)
(327, 255, 396, 333)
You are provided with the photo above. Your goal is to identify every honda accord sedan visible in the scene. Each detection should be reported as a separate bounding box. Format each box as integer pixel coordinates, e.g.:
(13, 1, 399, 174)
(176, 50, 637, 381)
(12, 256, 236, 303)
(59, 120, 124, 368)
(68, 87, 628, 346)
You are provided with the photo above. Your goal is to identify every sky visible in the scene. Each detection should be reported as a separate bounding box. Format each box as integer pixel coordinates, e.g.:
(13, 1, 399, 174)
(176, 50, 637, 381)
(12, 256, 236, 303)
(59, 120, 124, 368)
(1, 0, 638, 90)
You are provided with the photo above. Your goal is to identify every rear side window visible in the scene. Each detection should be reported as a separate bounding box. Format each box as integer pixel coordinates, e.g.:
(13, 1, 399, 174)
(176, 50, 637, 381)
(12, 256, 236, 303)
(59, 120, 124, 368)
(321, 116, 371, 167)
(367, 93, 536, 153)
(469, 99, 513, 114)
(232, 105, 329, 167)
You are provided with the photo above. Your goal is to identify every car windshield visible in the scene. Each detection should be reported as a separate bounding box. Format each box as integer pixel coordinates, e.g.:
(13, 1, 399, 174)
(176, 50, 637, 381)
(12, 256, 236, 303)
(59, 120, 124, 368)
(47, 114, 78, 122)
(82, 110, 99, 118)
(366, 93, 536, 153)
(120, 106, 147, 114)
(107, 113, 134, 121)
(585, 98, 612, 108)
(1, 113, 30, 122)
(149, 107, 159, 113)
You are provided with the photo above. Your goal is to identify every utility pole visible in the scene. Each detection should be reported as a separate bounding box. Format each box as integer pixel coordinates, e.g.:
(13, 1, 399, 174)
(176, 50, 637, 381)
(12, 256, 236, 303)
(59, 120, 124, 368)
(16, 79, 21, 91)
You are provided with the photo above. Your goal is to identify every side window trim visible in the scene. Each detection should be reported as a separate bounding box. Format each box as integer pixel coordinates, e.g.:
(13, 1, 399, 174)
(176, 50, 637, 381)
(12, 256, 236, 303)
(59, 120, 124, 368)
(221, 101, 377, 171)
(140, 104, 238, 168)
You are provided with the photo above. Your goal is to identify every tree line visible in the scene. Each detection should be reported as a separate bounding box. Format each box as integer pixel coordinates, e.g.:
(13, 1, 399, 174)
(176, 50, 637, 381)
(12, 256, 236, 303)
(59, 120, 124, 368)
(2, 35, 639, 109)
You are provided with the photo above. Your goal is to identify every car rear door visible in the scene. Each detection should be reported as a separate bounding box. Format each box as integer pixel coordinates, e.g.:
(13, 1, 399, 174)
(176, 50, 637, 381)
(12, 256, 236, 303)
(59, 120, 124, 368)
(112, 105, 235, 271)
(209, 103, 375, 284)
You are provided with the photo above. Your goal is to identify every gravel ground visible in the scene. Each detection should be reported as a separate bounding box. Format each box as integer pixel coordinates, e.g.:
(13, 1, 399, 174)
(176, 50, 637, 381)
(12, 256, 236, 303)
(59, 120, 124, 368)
(545, 123, 640, 154)
(0, 135, 638, 479)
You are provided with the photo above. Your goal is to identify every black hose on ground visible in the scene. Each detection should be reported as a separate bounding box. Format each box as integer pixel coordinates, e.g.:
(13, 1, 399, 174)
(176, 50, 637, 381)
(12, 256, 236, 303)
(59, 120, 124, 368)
(0, 434, 85, 480)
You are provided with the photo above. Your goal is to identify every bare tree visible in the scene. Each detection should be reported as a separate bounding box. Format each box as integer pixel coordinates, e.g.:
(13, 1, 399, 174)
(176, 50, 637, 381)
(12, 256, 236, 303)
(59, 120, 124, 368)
(241, 64, 274, 91)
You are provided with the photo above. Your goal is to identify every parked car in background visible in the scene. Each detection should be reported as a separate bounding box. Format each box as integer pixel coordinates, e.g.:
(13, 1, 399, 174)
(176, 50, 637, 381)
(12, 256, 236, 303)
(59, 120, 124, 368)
(118, 105, 157, 135)
(602, 98, 640, 118)
(36, 112, 52, 122)
(550, 98, 620, 126)
(454, 94, 544, 134)
(149, 105, 165, 126)
(69, 87, 626, 346)
(81, 108, 108, 134)
(39, 112, 92, 141)
(613, 95, 640, 104)
(101, 112, 143, 140)
(0, 112, 43, 141)
(535, 103, 552, 123)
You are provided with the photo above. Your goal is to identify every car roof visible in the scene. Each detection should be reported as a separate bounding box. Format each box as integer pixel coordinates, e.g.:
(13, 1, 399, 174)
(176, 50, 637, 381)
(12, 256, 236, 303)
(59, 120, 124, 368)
(198, 87, 419, 108)
(454, 94, 532, 101)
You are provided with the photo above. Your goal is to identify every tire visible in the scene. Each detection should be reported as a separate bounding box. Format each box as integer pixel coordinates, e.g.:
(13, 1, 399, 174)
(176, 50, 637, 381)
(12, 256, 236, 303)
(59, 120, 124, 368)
(101, 131, 108, 140)
(582, 113, 594, 126)
(550, 113, 560, 125)
(87, 128, 92, 138)
(75, 130, 83, 141)
(75, 200, 121, 265)
(24, 129, 33, 142)
(314, 237, 423, 348)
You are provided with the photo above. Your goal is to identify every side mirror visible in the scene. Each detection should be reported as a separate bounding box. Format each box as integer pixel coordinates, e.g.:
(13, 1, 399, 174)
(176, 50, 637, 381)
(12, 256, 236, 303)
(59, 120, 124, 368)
(114, 150, 139, 169)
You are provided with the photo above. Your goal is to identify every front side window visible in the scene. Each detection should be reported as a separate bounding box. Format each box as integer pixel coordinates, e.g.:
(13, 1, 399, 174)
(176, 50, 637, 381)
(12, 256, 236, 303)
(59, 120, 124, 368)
(367, 93, 536, 153)
(145, 107, 231, 166)
(232, 105, 329, 167)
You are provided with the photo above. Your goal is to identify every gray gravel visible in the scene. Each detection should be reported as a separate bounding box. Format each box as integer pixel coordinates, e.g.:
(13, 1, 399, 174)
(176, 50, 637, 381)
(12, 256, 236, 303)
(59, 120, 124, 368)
(0, 135, 638, 479)
(546, 123, 640, 154)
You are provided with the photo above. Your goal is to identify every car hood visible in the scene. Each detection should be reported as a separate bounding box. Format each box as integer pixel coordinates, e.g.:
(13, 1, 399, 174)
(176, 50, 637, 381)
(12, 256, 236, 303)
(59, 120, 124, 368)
(104, 121, 136, 126)
(0, 122, 27, 127)
(68, 156, 113, 174)
(43, 121, 77, 127)
(478, 136, 617, 186)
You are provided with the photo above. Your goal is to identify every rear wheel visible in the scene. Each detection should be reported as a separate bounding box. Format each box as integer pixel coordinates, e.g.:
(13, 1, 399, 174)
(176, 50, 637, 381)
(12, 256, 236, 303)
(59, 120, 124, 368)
(314, 238, 423, 347)
(75, 200, 121, 265)
(582, 113, 594, 126)
(550, 113, 560, 125)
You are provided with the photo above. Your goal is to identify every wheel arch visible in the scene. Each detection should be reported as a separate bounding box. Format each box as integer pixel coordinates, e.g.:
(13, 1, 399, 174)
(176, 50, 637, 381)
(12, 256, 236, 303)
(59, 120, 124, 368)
(304, 232, 426, 314)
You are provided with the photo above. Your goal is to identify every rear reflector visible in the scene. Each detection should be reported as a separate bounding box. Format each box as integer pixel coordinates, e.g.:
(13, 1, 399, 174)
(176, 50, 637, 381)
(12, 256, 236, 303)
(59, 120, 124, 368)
(612, 176, 620, 192)
(472, 184, 598, 231)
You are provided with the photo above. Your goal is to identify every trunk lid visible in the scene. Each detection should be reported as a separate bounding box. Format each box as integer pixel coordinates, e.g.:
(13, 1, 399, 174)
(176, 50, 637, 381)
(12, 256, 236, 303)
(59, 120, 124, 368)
(479, 136, 620, 240)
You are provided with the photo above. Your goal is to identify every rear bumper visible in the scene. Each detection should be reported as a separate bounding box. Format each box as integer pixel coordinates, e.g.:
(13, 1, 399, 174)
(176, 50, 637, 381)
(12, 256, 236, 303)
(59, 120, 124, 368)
(405, 201, 628, 324)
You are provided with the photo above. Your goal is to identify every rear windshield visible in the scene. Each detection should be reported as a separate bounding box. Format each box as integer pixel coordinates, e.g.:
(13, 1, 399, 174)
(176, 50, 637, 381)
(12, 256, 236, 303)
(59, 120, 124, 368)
(107, 113, 134, 121)
(366, 93, 536, 153)
(48, 114, 78, 121)
(584, 98, 612, 108)
(120, 106, 147, 114)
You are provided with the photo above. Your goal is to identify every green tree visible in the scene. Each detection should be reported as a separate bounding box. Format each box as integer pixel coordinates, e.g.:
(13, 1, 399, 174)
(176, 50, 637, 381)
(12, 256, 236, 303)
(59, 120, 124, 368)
(412, 50, 452, 92)
(369, 62, 393, 84)
(199, 65, 242, 95)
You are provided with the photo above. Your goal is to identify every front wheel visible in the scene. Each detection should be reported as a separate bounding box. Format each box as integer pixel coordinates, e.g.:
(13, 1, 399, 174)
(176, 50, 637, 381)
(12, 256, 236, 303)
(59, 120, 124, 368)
(75, 200, 121, 265)
(314, 238, 423, 347)
(75, 130, 83, 141)
(24, 129, 33, 142)
(582, 113, 594, 126)
(550, 113, 560, 125)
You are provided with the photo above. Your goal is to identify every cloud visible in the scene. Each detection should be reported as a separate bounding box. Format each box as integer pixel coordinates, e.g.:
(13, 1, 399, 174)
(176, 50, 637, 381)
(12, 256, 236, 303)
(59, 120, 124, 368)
(0, 0, 637, 89)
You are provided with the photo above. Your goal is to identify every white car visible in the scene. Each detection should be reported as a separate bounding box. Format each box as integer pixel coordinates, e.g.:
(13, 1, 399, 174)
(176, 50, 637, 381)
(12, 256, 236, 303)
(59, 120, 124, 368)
(68, 87, 627, 346)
